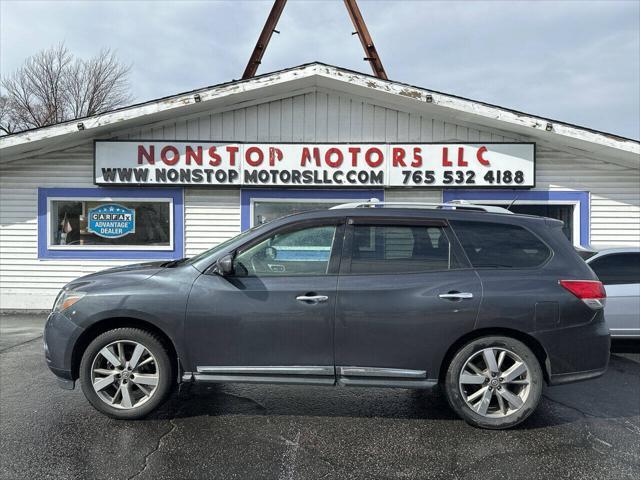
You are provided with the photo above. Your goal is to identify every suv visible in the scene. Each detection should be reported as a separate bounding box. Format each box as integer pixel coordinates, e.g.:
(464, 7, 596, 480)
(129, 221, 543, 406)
(44, 201, 610, 429)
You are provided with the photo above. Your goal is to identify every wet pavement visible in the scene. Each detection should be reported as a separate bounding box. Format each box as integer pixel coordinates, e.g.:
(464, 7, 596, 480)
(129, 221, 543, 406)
(1, 313, 638, 480)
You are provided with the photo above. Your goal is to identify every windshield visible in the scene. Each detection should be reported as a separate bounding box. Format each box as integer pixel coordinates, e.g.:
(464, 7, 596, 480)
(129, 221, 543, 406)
(184, 224, 264, 266)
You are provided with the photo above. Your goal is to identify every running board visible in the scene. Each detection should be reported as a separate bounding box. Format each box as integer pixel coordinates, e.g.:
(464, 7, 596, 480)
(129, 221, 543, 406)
(187, 365, 336, 386)
(188, 373, 335, 386)
(337, 377, 436, 389)
(184, 365, 436, 389)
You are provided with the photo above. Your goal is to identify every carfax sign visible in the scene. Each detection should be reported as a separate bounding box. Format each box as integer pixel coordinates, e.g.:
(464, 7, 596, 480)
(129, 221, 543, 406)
(94, 141, 535, 188)
(88, 204, 135, 239)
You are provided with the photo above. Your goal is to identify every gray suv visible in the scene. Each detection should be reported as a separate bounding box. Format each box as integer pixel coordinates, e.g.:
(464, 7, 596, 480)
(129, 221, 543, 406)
(44, 201, 610, 429)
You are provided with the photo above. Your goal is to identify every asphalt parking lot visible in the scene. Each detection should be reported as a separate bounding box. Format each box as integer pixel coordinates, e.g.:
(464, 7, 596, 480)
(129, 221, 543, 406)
(1, 313, 638, 480)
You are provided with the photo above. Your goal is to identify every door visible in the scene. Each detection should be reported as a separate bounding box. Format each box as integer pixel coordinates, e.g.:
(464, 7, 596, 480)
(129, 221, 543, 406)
(588, 252, 640, 337)
(185, 221, 345, 383)
(335, 219, 482, 385)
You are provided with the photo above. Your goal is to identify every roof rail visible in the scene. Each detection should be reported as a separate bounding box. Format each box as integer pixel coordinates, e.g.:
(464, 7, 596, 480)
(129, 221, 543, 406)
(329, 198, 513, 214)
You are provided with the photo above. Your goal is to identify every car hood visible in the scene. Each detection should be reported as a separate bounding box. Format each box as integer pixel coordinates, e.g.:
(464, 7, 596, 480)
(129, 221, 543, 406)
(64, 261, 168, 291)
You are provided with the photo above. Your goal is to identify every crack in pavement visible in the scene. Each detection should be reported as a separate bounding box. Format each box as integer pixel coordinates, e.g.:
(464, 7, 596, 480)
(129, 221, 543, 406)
(127, 418, 178, 480)
(0, 336, 43, 354)
(278, 429, 301, 480)
(127, 398, 184, 480)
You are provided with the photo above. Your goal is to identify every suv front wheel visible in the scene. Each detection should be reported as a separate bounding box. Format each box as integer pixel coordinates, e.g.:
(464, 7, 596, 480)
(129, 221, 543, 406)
(79, 328, 174, 419)
(443, 336, 543, 429)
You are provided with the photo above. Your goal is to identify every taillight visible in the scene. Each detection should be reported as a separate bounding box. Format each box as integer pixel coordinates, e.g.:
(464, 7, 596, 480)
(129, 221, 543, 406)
(559, 280, 606, 309)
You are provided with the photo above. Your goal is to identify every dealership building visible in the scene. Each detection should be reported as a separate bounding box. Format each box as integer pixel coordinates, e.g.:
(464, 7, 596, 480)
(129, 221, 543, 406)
(1, 62, 638, 310)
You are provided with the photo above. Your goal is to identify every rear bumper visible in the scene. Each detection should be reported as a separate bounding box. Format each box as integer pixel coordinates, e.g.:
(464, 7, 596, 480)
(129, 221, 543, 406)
(534, 314, 610, 386)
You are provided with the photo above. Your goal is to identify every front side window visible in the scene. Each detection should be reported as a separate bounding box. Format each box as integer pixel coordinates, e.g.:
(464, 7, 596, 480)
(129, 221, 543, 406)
(349, 224, 456, 274)
(589, 253, 640, 285)
(451, 220, 551, 269)
(234, 225, 337, 276)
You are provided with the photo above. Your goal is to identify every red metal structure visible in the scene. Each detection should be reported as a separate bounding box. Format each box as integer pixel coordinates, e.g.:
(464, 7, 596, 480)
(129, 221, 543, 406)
(343, 0, 387, 80)
(242, 0, 388, 80)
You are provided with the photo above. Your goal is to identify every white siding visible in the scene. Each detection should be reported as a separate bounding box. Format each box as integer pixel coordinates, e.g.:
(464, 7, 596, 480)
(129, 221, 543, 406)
(1, 88, 638, 310)
(535, 146, 640, 247)
(183, 189, 240, 257)
(115, 90, 514, 144)
(0, 144, 129, 310)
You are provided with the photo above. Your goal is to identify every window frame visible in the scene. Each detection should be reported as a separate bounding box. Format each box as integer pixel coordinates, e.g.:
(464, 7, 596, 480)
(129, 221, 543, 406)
(443, 189, 590, 247)
(340, 218, 471, 276)
(228, 218, 347, 278)
(38, 187, 184, 260)
(46, 196, 174, 251)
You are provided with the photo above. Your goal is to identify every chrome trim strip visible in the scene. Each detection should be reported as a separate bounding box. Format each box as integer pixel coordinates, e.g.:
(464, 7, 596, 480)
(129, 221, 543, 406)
(196, 366, 335, 376)
(337, 366, 427, 379)
(192, 374, 335, 386)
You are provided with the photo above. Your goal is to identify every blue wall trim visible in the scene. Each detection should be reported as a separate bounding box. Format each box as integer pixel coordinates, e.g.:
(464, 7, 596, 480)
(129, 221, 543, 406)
(38, 187, 184, 260)
(443, 189, 590, 246)
(240, 189, 384, 230)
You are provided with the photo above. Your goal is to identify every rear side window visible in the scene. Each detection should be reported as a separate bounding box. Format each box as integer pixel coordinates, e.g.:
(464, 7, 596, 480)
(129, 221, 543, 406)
(451, 220, 551, 269)
(589, 253, 640, 285)
(349, 224, 457, 274)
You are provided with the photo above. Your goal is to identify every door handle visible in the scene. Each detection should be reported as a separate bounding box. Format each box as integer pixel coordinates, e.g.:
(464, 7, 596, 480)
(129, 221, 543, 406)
(438, 292, 474, 300)
(296, 295, 329, 304)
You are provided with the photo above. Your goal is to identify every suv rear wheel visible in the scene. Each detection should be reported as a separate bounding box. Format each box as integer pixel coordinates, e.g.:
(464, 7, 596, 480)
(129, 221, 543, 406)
(79, 328, 173, 419)
(443, 336, 543, 429)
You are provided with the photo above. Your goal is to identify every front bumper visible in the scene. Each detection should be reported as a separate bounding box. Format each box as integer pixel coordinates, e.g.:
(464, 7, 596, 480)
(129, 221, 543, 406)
(535, 313, 610, 386)
(44, 311, 84, 386)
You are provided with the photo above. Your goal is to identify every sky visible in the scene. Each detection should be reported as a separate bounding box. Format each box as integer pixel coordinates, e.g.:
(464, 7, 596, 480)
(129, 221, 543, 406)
(1, 0, 639, 139)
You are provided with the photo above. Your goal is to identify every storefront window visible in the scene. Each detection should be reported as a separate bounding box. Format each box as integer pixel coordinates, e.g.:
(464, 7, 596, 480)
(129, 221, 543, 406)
(442, 190, 590, 247)
(38, 188, 183, 260)
(49, 199, 172, 249)
(497, 204, 573, 242)
(241, 189, 385, 230)
(253, 200, 346, 226)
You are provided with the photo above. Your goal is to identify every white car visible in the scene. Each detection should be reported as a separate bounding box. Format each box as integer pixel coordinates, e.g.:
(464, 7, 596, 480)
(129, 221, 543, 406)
(586, 247, 640, 338)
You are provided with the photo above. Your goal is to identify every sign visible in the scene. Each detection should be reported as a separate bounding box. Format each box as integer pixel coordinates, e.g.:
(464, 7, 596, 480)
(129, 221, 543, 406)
(88, 204, 135, 239)
(94, 141, 535, 188)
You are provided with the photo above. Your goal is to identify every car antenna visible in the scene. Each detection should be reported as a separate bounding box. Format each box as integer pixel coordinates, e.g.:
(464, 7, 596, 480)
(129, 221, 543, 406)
(506, 195, 520, 211)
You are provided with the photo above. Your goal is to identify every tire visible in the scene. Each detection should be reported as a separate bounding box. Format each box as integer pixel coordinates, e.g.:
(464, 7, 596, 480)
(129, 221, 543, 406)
(443, 336, 543, 429)
(79, 328, 174, 420)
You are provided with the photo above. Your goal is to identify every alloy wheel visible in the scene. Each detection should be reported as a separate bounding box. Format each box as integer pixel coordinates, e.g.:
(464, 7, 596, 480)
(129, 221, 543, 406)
(90, 340, 159, 409)
(458, 347, 531, 418)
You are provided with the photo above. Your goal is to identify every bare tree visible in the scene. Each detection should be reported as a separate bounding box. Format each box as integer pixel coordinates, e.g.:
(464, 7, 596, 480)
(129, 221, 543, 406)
(1, 44, 133, 135)
(0, 95, 14, 135)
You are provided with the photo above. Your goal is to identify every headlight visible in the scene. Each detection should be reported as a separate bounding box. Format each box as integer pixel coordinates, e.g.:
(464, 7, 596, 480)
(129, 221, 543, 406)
(52, 290, 86, 313)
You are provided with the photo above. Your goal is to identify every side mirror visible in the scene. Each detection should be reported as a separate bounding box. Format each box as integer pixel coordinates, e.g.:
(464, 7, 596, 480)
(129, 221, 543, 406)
(215, 253, 234, 276)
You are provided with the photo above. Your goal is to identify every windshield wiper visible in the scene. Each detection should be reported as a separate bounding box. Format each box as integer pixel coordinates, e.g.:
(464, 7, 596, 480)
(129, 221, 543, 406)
(161, 257, 189, 268)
